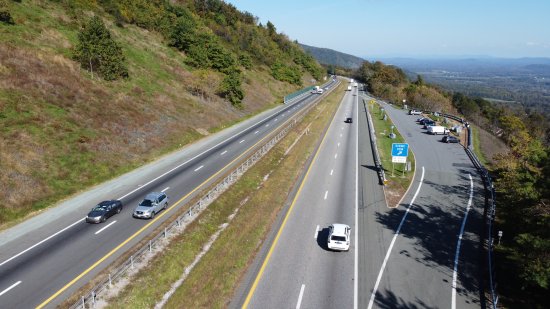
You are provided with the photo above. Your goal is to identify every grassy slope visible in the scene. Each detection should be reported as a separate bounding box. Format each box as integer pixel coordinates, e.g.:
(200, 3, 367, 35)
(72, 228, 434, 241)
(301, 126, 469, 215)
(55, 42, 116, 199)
(105, 82, 346, 309)
(0, 0, 305, 227)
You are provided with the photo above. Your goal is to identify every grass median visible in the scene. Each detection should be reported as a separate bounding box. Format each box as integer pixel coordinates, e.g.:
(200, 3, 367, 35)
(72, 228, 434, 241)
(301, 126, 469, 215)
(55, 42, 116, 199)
(367, 100, 415, 207)
(105, 83, 345, 308)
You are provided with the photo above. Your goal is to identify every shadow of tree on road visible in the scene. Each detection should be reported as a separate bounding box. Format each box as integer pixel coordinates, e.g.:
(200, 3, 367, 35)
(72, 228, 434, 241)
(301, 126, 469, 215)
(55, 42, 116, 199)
(374, 289, 439, 309)
(374, 174, 484, 306)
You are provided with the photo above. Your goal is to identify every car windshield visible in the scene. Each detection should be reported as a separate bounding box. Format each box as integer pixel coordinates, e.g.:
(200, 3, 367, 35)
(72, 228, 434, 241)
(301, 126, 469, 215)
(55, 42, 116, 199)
(331, 236, 346, 242)
(92, 205, 106, 211)
(139, 199, 153, 207)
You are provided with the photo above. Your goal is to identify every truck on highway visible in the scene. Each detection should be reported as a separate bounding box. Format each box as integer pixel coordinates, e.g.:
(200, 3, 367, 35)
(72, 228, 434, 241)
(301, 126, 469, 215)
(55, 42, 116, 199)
(347, 86, 352, 91)
(427, 125, 450, 135)
(353, 82, 358, 87)
(311, 86, 324, 94)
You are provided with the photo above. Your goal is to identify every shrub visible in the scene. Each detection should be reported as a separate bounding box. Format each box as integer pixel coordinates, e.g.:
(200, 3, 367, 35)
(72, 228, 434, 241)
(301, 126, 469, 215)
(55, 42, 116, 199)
(218, 68, 244, 106)
(73, 16, 128, 80)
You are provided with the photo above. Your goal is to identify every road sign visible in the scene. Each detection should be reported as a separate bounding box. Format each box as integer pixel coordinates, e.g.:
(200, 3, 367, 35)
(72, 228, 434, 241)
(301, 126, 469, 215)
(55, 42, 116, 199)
(392, 156, 407, 163)
(391, 143, 409, 157)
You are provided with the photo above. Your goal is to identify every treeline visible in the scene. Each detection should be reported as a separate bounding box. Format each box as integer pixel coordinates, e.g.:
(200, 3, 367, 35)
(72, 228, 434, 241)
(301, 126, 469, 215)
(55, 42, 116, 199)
(355, 60, 549, 307)
(61, 0, 323, 105)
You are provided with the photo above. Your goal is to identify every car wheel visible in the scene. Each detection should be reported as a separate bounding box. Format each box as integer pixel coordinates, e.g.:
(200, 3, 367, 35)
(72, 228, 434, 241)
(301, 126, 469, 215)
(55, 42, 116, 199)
(101, 216, 106, 223)
(150, 211, 155, 219)
(117, 207, 122, 214)
(164, 203, 167, 210)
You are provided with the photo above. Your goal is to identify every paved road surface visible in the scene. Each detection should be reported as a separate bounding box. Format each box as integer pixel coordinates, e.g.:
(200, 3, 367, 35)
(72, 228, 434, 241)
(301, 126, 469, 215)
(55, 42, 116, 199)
(0, 80, 338, 308)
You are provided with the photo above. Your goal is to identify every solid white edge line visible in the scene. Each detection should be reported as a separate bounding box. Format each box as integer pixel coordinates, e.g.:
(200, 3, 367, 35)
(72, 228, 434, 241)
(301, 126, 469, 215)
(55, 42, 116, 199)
(354, 91, 359, 309)
(95, 220, 117, 235)
(367, 166, 425, 309)
(161, 187, 169, 192)
(296, 284, 305, 309)
(0, 218, 84, 267)
(451, 174, 474, 309)
(0, 280, 22, 297)
(194, 165, 204, 172)
(314, 225, 319, 239)
(116, 101, 301, 201)
(2, 98, 306, 269)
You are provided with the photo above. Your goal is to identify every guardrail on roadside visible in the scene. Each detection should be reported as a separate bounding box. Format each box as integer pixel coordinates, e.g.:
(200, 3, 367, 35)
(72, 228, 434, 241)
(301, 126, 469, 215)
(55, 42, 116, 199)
(408, 107, 498, 308)
(363, 98, 387, 185)
(283, 78, 334, 105)
(68, 80, 335, 309)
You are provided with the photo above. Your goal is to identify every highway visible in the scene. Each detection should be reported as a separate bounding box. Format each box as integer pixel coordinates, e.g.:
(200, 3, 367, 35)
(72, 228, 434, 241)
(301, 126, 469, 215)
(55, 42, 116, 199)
(0, 80, 338, 308)
(237, 86, 486, 309)
(242, 85, 359, 308)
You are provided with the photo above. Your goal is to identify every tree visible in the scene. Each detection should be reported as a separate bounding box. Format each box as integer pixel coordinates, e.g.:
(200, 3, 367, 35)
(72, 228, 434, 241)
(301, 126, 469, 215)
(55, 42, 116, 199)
(73, 16, 128, 80)
(218, 67, 244, 106)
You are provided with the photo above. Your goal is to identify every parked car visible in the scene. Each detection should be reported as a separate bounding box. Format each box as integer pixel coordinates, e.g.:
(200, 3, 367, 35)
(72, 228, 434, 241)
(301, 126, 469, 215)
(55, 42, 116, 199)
(418, 118, 433, 125)
(86, 200, 123, 223)
(422, 120, 436, 129)
(133, 192, 169, 219)
(327, 223, 351, 251)
(409, 109, 422, 115)
(416, 117, 426, 123)
(442, 135, 460, 143)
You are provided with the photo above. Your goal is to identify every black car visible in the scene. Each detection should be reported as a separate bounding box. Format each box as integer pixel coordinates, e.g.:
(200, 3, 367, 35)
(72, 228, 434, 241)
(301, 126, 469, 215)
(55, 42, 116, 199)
(442, 135, 460, 143)
(86, 200, 123, 223)
(345, 117, 353, 123)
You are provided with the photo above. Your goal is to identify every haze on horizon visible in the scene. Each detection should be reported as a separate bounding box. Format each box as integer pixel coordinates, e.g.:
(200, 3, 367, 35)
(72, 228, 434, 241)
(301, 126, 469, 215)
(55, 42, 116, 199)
(226, 0, 550, 59)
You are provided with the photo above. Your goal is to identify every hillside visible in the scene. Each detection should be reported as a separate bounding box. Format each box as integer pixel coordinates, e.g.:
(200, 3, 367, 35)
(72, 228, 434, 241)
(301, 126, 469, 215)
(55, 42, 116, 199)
(300, 43, 365, 69)
(0, 0, 324, 225)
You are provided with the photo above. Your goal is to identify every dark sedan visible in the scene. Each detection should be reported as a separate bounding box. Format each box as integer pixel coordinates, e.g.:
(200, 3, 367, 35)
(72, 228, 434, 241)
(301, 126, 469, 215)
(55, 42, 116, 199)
(86, 200, 123, 223)
(442, 135, 460, 143)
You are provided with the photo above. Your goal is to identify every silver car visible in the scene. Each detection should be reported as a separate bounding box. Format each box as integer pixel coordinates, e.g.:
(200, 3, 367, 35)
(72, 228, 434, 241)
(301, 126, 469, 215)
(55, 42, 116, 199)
(133, 192, 169, 219)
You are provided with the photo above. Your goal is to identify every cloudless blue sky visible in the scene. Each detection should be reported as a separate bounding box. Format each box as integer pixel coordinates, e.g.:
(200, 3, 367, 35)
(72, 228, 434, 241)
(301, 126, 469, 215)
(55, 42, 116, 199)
(225, 0, 550, 59)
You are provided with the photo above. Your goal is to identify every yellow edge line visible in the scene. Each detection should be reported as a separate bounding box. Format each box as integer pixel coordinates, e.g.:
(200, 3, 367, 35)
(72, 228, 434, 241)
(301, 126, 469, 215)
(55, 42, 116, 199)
(36, 109, 301, 309)
(242, 96, 339, 308)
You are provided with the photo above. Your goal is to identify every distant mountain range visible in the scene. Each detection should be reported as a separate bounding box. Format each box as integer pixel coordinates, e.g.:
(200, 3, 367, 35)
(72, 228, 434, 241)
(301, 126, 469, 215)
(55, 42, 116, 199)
(300, 44, 365, 69)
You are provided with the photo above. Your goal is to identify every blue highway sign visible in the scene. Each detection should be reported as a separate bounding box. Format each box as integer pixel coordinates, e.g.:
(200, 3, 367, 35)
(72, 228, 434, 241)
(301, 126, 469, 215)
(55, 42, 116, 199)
(391, 143, 409, 157)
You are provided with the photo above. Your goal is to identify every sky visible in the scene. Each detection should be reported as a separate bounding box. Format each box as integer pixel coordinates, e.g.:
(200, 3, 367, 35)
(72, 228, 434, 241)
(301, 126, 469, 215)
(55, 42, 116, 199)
(225, 0, 550, 59)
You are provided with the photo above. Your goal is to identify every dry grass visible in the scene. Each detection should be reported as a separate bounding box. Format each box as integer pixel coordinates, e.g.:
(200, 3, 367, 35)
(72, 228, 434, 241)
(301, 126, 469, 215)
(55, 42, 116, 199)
(103, 83, 345, 308)
(0, 1, 299, 226)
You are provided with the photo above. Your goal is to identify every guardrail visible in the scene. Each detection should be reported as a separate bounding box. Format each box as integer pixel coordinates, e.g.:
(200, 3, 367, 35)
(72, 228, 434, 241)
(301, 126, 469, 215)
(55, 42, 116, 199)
(384, 103, 498, 307)
(68, 81, 335, 309)
(283, 78, 334, 104)
(363, 98, 387, 185)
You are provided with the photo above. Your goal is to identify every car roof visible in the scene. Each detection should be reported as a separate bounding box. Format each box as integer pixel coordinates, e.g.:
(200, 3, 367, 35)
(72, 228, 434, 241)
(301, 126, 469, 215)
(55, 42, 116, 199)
(331, 223, 350, 235)
(98, 200, 118, 206)
(145, 192, 164, 199)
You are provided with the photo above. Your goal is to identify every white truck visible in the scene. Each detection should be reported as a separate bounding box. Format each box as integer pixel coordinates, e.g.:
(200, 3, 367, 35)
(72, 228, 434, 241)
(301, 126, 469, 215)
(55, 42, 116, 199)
(347, 86, 352, 91)
(311, 86, 323, 94)
(427, 125, 450, 135)
(353, 82, 358, 87)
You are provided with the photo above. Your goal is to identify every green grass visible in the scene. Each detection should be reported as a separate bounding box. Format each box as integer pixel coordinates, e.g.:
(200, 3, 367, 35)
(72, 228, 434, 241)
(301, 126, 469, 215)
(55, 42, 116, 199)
(368, 101, 415, 194)
(470, 125, 489, 166)
(104, 82, 346, 308)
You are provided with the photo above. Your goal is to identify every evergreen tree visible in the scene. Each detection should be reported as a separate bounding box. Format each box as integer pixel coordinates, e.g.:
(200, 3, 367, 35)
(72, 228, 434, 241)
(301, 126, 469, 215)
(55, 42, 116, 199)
(73, 16, 128, 80)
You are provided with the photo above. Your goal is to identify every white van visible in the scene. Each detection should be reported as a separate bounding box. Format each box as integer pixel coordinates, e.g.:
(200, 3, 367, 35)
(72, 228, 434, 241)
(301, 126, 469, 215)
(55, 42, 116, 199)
(427, 125, 450, 135)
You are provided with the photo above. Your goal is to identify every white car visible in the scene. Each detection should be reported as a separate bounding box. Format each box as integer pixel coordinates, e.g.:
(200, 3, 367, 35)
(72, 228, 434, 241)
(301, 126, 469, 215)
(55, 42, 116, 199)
(409, 109, 422, 115)
(327, 223, 351, 251)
